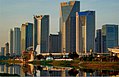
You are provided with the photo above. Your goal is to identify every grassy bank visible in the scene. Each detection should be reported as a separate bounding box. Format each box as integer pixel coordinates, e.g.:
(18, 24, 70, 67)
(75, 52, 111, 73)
(0, 60, 22, 64)
(79, 61, 119, 70)
(1, 59, 119, 70)
(28, 60, 79, 67)
(28, 60, 52, 66)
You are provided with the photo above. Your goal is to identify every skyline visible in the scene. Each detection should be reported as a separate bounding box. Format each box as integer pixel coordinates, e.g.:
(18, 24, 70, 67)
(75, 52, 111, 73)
(0, 0, 119, 47)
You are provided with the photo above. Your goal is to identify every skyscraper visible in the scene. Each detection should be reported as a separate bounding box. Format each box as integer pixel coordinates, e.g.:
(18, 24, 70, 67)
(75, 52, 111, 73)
(101, 24, 118, 53)
(21, 24, 26, 51)
(33, 15, 49, 54)
(13, 27, 21, 56)
(95, 29, 101, 53)
(10, 29, 13, 55)
(26, 23, 33, 50)
(49, 34, 61, 53)
(60, 1, 80, 53)
(21, 22, 33, 51)
(5, 42, 9, 56)
(1, 47, 5, 56)
(76, 11, 95, 54)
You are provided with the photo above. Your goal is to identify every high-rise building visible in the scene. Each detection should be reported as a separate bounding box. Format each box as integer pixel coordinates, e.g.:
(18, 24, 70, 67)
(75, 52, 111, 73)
(21, 22, 33, 51)
(26, 23, 33, 50)
(10, 29, 13, 55)
(49, 34, 61, 53)
(1, 47, 5, 56)
(95, 29, 101, 53)
(5, 42, 9, 56)
(76, 11, 95, 54)
(21, 24, 26, 52)
(33, 15, 49, 54)
(13, 27, 21, 56)
(60, 1, 80, 53)
(101, 24, 118, 53)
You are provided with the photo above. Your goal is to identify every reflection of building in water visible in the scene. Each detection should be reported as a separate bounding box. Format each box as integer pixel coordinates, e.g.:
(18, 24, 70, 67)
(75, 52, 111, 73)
(1, 65, 4, 72)
(39, 66, 69, 76)
(1, 64, 119, 76)
(61, 70, 66, 77)
(4, 64, 7, 73)
(14, 65, 21, 75)
(79, 69, 119, 77)
(21, 64, 35, 77)
(3, 64, 10, 74)
(10, 66, 14, 74)
(83, 72, 93, 77)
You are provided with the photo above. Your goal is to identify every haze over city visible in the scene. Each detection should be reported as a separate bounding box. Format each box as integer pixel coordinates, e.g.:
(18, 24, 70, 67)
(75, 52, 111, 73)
(0, 0, 119, 48)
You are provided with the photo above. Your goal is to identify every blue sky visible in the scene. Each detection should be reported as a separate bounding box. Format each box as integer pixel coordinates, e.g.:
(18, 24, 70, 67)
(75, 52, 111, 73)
(0, 0, 119, 47)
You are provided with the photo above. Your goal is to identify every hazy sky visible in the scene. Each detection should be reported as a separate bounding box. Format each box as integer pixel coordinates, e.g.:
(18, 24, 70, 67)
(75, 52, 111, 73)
(0, 0, 119, 47)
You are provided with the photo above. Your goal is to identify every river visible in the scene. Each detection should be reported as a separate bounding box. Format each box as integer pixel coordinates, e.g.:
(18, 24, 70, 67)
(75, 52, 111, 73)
(0, 63, 119, 77)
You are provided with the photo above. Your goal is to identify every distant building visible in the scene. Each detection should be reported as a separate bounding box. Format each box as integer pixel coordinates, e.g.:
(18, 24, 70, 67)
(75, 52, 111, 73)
(49, 34, 61, 53)
(101, 24, 118, 53)
(33, 15, 49, 54)
(21, 24, 26, 51)
(95, 29, 101, 53)
(21, 22, 33, 51)
(10, 29, 13, 55)
(1, 47, 5, 56)
(26, 23, 33, 50)
(60, 1, 80, 53)
(76, 11, 95, 54)
(13, 27, 21, 56)
(5, 42, 9, 56)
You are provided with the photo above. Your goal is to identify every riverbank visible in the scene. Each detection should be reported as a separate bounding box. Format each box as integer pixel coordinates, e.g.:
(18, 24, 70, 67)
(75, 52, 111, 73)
(79, 61, 119, 70)
(0, 60, 22, 64)
(28, 59, 80, 68)
(1, 59, 119, 70)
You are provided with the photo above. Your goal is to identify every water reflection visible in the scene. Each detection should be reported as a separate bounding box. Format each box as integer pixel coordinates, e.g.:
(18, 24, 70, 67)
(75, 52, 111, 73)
(0, 63, 119, 77)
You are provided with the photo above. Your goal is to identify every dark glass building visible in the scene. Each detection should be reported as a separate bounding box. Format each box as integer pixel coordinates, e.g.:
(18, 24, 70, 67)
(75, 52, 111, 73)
(21, 23, 33, 51)
(33, 15, 49, 54)
(95, 29, 101, 53)
(60, 1, 80, 53)
(49, 34, 61, 53)
(76, 11, 95, 54)
(101, 24, 118, 53)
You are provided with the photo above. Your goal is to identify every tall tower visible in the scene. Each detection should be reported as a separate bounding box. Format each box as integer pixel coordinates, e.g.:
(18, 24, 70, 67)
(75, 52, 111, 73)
(49, 34, 61, 53)
(101, 24, 118, 53)
(5, 42, 9, 56)
(95, 29, 101, 53)
(33, 15, 49, 54)
(1, 47, 5, 56)
(76, 11, 95, 54)
(60, 1, 80, 53)
(13, 27, 21, 56)
(26, 23, 33, 50)
(10, 29, 13, 55)
(21, 24, 26, 51)
(21, 22, 33, 51)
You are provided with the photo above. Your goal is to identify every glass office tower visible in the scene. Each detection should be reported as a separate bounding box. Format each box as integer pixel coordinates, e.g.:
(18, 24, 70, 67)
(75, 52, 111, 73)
(13, 27, 21, 56)
(101, 24, 118, 53)
(60, 1, 80, 53)
(76, 11, 95, 54)
(33, 15, 49, 54)
(21, 23, 33, 51)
